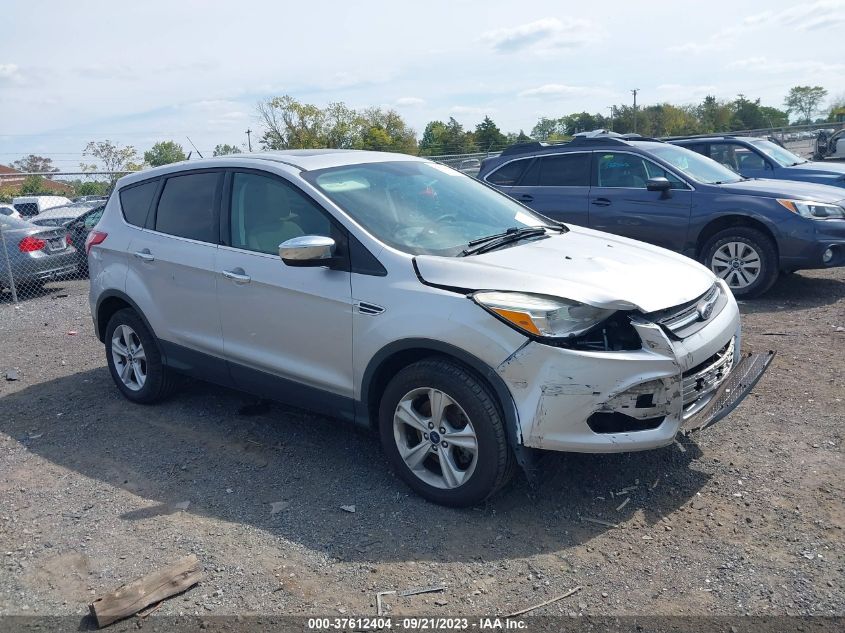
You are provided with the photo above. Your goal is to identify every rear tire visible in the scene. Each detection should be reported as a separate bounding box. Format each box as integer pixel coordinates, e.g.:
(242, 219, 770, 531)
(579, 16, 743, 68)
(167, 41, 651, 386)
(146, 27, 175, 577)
(378, 358, 515, 507)
(701, 227, 778, 298)
(105, 308, 177, 403)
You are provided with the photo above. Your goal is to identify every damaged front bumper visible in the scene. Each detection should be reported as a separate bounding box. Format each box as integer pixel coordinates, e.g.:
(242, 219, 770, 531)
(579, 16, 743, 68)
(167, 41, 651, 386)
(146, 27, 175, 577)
(496, 283, 773, 453)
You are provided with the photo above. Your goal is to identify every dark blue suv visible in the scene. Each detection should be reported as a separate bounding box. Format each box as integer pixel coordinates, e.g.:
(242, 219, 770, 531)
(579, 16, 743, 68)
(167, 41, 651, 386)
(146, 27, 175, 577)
(668, 135, 845, 188)
(478, 137, 845, 297)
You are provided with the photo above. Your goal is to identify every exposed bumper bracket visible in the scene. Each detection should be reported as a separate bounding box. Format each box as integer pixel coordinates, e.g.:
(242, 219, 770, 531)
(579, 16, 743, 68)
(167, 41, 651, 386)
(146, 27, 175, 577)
(684, 350, 775, 433)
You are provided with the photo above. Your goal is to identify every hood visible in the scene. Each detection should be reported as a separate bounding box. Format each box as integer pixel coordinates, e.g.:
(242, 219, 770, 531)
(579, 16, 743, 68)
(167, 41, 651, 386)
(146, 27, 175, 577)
(783, 160, 845, 181)
(415, 225, 715, 313)
(716, 177, 845, 203)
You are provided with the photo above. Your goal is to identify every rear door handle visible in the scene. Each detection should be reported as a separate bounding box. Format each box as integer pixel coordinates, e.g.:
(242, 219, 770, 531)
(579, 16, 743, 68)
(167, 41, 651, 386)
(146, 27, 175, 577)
(591, 198, 612, 207)
(519, 194, 534, 202)
(222, 269, 251, 284)
(133, 249, 154, 262)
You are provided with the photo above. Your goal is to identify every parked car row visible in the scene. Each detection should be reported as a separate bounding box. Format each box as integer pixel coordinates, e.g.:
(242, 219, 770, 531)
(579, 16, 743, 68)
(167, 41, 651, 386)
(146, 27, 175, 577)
(0, 214, 78, 292)
(479, 135, 845, 297)
(0, 199, 105, 291)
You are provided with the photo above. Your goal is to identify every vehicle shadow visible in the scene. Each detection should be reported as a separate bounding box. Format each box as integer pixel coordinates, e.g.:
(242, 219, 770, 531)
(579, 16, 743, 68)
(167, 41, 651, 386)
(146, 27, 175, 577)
(1, 368, 710, 564)
(737, 270, 845, 315)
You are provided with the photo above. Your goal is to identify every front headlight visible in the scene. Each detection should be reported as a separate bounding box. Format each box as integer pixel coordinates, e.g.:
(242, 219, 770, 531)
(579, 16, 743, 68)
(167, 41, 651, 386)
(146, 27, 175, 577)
(777, 199, 845, 219)
(474, 291, 615, 338)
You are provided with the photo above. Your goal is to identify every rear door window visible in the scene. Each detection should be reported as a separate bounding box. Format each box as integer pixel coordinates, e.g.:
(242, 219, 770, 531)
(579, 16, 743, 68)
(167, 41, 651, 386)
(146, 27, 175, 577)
(154, 172, 221, 243)
(486, 159, 530, 185)
(119, 180, 158, 227)
(520, 153, 590, 187)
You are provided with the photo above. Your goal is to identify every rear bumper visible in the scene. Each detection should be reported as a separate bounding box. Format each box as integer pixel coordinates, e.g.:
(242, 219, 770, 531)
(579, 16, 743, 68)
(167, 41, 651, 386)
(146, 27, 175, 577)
(9, 249, 78, 284)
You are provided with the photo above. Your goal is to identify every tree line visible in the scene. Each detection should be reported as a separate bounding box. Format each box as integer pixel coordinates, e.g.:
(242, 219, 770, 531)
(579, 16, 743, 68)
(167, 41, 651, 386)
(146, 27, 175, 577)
(2, 84, 841, 201)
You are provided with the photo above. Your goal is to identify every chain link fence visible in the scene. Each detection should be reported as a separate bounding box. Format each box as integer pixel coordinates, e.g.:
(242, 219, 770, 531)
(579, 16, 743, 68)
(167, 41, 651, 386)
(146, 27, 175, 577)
(0, 195, 110, 303)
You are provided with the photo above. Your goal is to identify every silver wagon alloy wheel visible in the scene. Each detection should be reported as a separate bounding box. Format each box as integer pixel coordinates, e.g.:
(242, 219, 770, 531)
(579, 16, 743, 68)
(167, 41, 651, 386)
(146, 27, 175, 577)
(710, 241, 761, 289)
(393, 387, 479, 490)
(111, 324, 147, 391)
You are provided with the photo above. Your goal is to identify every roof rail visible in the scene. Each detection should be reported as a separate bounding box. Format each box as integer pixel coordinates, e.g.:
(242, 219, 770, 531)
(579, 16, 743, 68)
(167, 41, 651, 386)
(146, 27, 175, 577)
(499, 134, 665, 157)
(662, 133, 737, 141)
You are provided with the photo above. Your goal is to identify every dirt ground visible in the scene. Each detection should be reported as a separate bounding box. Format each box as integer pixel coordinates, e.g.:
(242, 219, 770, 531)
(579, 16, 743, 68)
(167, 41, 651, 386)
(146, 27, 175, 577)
(0, 270, 842, 624)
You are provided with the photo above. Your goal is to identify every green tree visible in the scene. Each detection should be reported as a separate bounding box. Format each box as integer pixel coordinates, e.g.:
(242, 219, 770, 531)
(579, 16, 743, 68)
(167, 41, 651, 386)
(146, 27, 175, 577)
(81, 140, 142, 186)
(474, 116, 507, 151)
(70, 180, 110, 197)
(784, 86, 828, 124)
(11, 155, 59, 176)
(560, 112, 608, 135)
(213, 144, 242, 156)
(20, 175, 45, 194)
(696, 95, 734, 133)
(257, 95, 328, 149)
(418, 118, 473, 154)
(530, 117, 563, 140)
(144, 141, 186, 167)
(355, 108, 418, 153)
(419, 120, 448, 155)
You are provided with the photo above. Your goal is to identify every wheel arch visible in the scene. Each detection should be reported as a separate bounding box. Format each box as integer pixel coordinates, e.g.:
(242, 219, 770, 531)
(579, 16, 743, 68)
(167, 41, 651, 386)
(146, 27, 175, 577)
(95, 290, 157, 345)
(359, 339, 532, 472)
(694, 215, 780, 260)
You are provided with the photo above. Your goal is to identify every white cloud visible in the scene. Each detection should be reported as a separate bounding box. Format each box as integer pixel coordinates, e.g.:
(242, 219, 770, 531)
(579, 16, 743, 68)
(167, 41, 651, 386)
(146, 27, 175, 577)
(481, 17, 602, 54)
(727, 57, 845, 75)
(518, 84, 606, 99)
(0, 63, 23, 83)
(669, 0, 845, 53)
(743, 0, 845, 30)
(395, 97, 425, 107)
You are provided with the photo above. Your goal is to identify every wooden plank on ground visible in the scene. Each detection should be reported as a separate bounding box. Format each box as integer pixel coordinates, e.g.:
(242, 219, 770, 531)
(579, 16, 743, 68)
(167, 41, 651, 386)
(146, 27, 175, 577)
(88, 554, 202, 628)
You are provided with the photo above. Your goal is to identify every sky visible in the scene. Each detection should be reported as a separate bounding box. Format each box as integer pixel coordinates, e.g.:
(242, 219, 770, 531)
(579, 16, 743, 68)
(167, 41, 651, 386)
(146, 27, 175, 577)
(0, 0, 843, 170)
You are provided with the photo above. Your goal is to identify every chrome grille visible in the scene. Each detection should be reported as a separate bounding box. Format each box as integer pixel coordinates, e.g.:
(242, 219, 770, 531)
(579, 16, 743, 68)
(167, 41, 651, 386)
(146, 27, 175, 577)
(682, 338, 735, 413)
(658, 283, 720, 334)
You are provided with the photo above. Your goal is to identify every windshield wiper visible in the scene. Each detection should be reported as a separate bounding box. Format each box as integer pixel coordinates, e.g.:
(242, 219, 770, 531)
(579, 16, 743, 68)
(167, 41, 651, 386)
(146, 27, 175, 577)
(460, 226, 549, 256)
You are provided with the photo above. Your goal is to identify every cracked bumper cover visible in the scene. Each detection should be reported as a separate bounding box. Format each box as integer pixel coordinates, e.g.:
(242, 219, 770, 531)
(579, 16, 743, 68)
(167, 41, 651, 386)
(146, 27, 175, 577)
(496, 289, 772, 453)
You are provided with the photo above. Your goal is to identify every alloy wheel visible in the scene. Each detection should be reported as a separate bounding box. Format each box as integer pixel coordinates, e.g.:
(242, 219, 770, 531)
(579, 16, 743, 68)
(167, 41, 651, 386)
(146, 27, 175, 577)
(393, 387, 478, 490)
(710, 241, 761, 289)
(111, 324, 147, 391)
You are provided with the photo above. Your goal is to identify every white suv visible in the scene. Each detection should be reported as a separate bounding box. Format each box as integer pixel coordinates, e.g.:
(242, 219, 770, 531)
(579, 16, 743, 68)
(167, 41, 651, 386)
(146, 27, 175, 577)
(87, 151, 772, 506)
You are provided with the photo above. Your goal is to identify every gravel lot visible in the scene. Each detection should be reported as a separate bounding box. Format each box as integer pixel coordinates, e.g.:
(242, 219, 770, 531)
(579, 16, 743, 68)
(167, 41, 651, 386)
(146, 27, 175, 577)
(1, 270, 843, 624)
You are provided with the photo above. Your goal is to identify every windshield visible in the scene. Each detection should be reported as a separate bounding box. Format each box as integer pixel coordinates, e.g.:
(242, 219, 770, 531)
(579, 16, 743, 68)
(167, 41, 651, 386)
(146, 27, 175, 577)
(303, 160, 551, 256)
(644, 144, 744, 184)
(749, 139, 807, 167)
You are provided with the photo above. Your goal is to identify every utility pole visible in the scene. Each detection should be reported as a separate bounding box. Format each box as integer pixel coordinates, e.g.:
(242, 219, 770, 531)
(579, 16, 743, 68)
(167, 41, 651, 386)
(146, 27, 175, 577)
(245, 129, 253, 152)
(631, 89, 639, 134)
(607, 106, 615, 132)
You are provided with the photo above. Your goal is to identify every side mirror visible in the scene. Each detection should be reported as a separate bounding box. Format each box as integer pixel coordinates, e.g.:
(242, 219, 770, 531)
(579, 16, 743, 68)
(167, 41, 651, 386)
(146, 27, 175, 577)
(646, 177, 672, 192)
(279, 235, 336, 267)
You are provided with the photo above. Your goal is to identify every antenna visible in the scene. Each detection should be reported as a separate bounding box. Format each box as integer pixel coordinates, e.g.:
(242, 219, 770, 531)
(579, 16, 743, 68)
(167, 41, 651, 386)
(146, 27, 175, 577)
(186, 137, 203, 159)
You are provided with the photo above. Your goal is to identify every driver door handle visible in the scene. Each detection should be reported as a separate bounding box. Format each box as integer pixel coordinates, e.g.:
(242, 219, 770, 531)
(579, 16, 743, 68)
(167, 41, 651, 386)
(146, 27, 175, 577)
(591, 198, 612, 207)
(519, 194, 534, 202)
(222, 269, 251, 284)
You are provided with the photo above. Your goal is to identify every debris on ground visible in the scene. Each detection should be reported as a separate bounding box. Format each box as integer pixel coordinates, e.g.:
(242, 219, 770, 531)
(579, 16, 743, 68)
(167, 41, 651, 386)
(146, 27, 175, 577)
(270, 501, 290, 515)
(88, 554, 202, 628)
(340, 505, 356, 513)
(615, 497, 630, 512)
(502, 586, 582, 617)
(399, 585, 446, 597)
(4, 369, 19, 381)
(376, 590, 396, 616)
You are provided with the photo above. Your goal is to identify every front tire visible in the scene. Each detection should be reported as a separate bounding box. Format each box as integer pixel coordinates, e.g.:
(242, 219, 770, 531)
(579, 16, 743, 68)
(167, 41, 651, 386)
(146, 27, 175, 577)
(105, 308, 177, 403)
(378, 358, 515, 507)
(701, 227, 778, 298)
